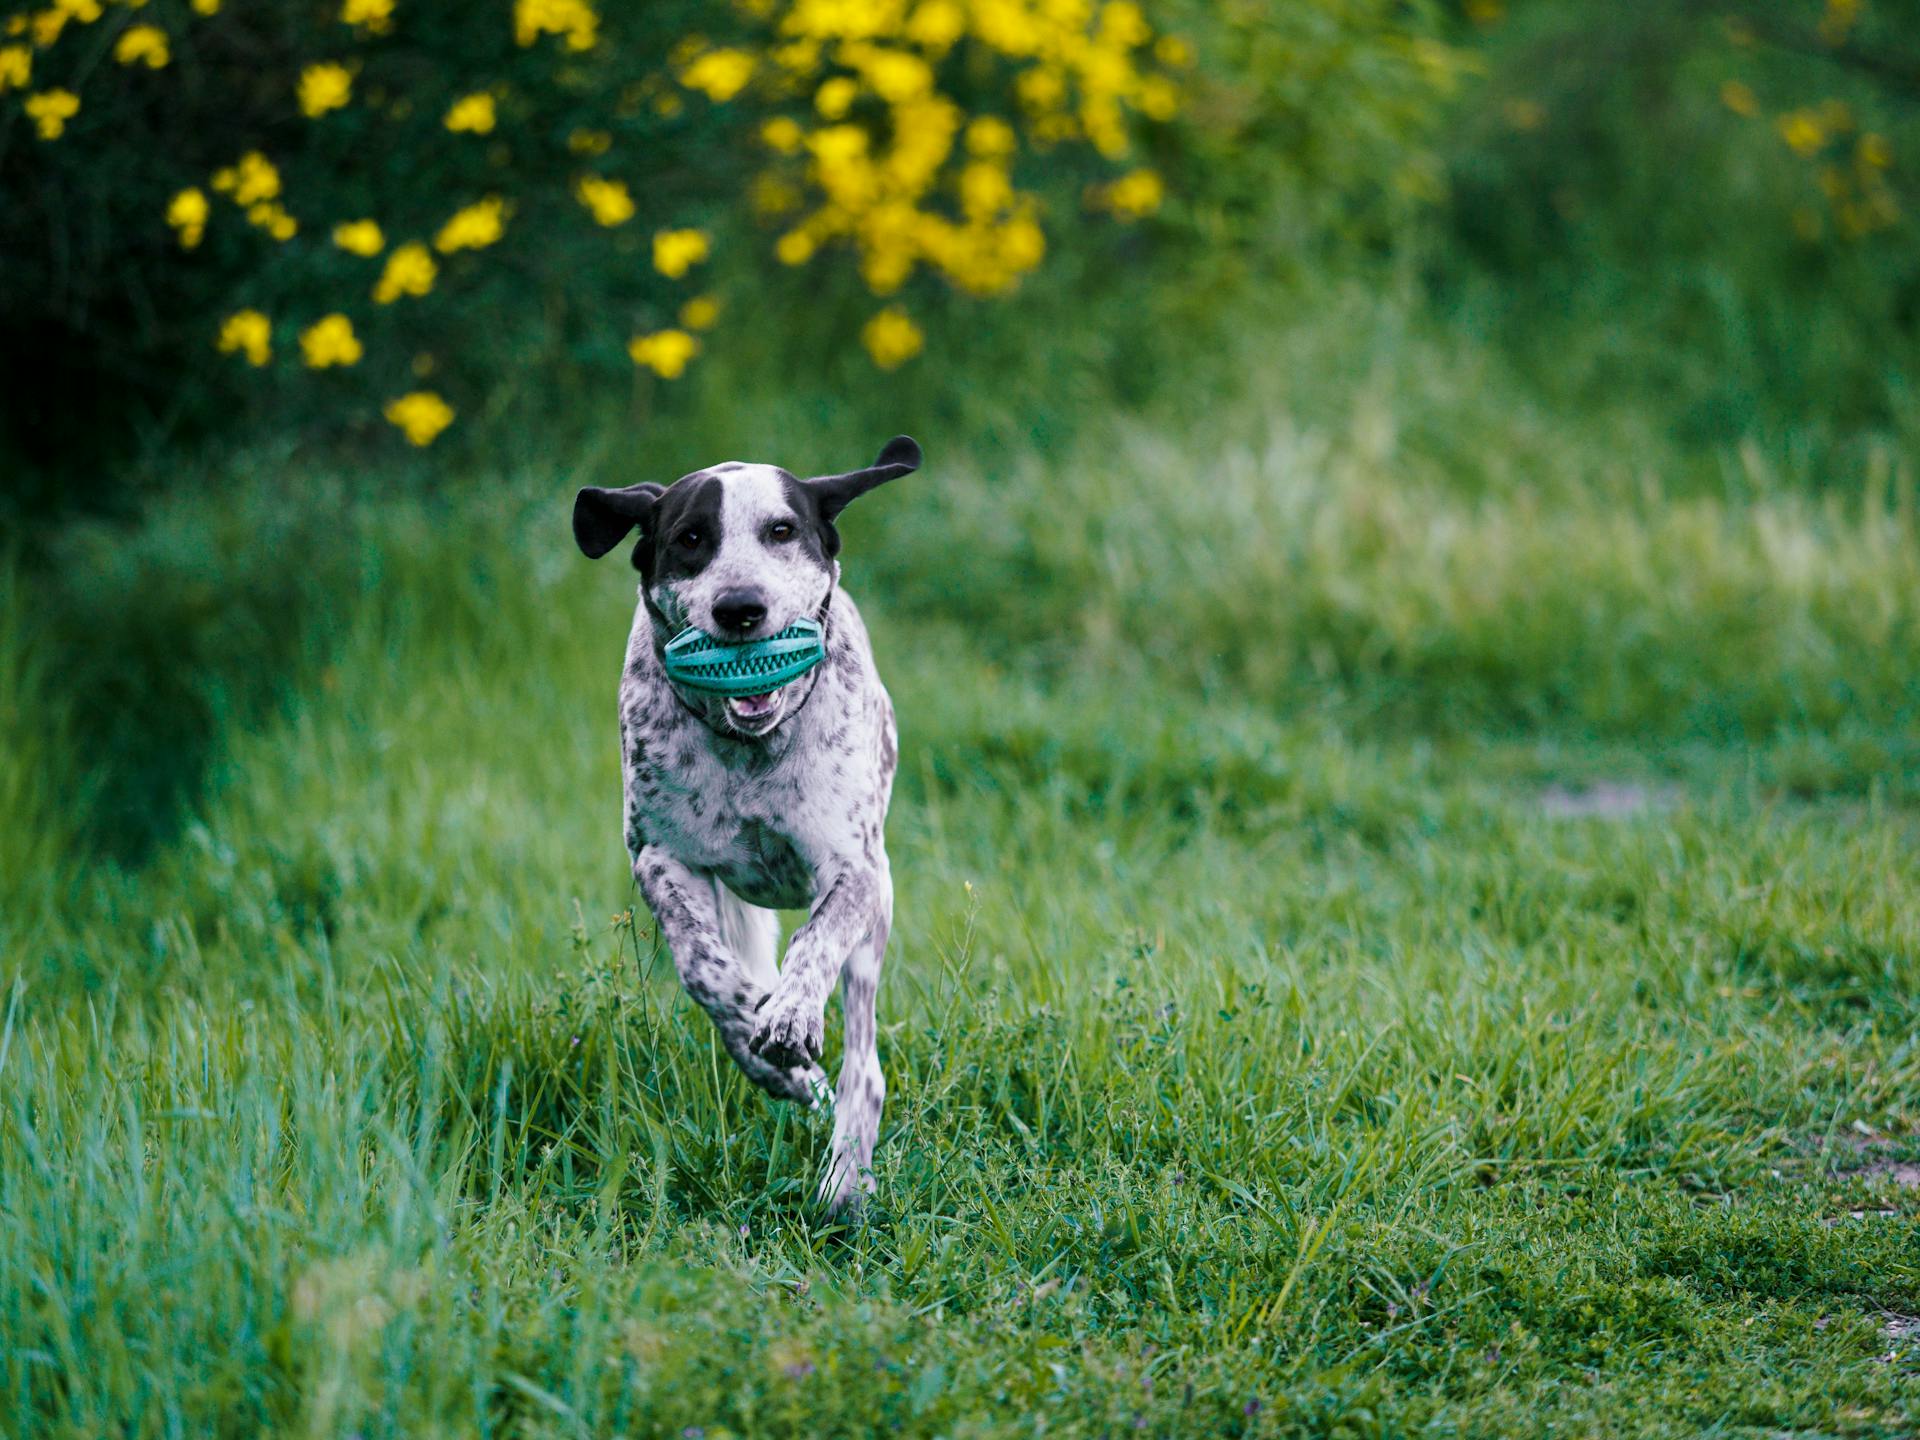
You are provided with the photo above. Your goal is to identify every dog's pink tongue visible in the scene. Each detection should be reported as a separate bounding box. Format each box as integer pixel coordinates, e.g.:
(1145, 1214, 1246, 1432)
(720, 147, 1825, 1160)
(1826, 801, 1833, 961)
(731, 691, 778, 717)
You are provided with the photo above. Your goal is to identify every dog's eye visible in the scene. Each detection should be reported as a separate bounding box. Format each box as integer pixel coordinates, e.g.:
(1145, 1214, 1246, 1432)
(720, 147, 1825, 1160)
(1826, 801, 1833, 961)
(768, 522, 795, 543)
(675, 529, 702, 550)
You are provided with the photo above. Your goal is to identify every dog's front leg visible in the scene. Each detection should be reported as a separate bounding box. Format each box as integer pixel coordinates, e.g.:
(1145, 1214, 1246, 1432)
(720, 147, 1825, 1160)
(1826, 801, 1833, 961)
(748, 865, 883, 1072)
(818, 866, 891, 1213)
(634, 845, 826, 1105)
(749, 863, 891, 1212)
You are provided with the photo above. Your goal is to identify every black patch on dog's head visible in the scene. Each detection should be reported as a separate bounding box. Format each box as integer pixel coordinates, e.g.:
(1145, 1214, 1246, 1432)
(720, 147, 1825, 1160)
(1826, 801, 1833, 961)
(640, 472, 725, 582)
(574, 472, 728, 580)
(793, 435, 922, 558)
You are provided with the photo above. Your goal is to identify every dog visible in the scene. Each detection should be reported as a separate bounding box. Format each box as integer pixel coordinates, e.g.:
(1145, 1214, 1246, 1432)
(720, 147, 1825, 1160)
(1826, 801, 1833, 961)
(571, 436, 920, 1212)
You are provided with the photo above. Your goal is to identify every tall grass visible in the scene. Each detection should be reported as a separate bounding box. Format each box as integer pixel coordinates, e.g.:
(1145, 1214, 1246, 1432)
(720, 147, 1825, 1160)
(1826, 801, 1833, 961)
(2, 296, 1917, 1436)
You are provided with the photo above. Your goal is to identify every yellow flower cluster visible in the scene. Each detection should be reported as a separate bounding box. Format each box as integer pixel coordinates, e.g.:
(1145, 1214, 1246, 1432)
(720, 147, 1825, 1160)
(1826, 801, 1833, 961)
(629, 329, 700, 378)
(514, 0, 597, 53)
(434, 196, 507, 252)
(114, 24, 169, 69)
(168, 187, 209, 248)
(1724, 83, 1900, 244)
(218, 309, 272, 366)
(860, 305, 922, 369)
(385, 391, 454, 445)
(20, 0, 100, 50)
(679, 46, 757, 103)
(1094, 166, 1161, 220)
(0, 45, 29, 92)
(299, 61, 352, 118)
(213, 150, 281, 205)
(26, 87, 78, 138)
(333, 219, 385, 256)
(652, 227, 710, 277)
(212, 151, 297, 240)
(43, 0, 1186, 448)
(444, 92, 496, 134)
(373, 242, 436, 302)
(300, 313, 363, 368)
(340, 0, 393, 35)
(575, 175, 635, 227)
(740, 0, 1180, 359)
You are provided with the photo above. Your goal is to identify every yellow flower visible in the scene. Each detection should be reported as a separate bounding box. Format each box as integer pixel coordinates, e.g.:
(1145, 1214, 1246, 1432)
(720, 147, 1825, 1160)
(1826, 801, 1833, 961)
(434, 196, 506, 253)
(1776, 109, 1826, 157)
(1720, 80, 1758, 119)
(1153, 34, 1193, 67)
(167, 187, 208, 248)
(372, 241, 436, 302)
(217, 309, 271, 366)
(385, 391, 454, 445)
(574, 175, 635, 227)
(1138, 75, 1179, 122)
(113, 23, 167, 67)
(959, 161, 1013, 219)
(567, 127, 612, 154)
(852, 46, 931, 104)
(514, 0, 597, 52)
(678, 294, 720, 330)
(651, 227, 709, 278)
(761, 115, 803, 154)
(905, 0, 965, 51)
(0, 43, 32, 91)
(814, 75, 856, 119)
(213, 151, 281, 205)
(1859, 132, 1891, 169)
(299, 62, 352, 118)
(191, 0, 220, 14)
(332, 219, 385, 255)
(24, 88, 78, 139)
(679, 47, 755, 102)
(774, 228, 815, 265)
(860, 306, 922, 369)
(340, 0, 393, 33)
(965, 116, 1017, 158)
(299, 313, 363, 368)
(1100, 167, 1162, 220)
(245, 200, 297, 239)
(628, 329, 699, 379)
(444, 92, 495, 134)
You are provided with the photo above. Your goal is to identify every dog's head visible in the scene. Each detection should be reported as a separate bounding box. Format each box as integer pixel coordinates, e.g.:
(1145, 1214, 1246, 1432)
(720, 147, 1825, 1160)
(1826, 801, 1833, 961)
(573, 435, 920, 736)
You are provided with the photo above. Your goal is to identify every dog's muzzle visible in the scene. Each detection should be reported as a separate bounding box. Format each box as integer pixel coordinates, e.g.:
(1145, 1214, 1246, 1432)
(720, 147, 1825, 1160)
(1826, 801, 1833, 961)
(662, 618, 826, 698)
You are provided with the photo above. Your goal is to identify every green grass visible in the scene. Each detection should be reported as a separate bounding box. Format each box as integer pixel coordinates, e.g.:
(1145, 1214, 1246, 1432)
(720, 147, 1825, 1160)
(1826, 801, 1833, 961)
(4, 336, 1919, 1436)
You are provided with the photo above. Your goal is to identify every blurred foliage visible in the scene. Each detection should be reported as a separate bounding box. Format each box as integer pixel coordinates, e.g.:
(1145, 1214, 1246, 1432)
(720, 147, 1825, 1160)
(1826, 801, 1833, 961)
(1431, 0, 1920, 466)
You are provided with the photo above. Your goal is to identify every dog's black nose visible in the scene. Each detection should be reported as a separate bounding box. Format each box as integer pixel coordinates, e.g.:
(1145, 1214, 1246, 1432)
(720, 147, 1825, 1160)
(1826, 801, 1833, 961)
(711, 591, 768, 635)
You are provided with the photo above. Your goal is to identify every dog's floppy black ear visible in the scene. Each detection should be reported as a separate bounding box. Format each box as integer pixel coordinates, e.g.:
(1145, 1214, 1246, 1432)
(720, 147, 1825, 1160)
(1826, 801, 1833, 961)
(807, 435, 921, 523)
(573, 482, 664, 559)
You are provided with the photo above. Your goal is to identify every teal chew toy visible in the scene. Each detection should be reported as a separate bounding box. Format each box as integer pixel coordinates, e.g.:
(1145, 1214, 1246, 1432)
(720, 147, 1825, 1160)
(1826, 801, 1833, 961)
(662, 618, 827, 697)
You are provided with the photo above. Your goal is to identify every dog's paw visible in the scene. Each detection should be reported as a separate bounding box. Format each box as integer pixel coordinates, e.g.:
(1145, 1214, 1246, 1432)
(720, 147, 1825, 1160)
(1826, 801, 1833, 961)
(748, 987, 825, 1072)
(747, 1055, 827, 1106)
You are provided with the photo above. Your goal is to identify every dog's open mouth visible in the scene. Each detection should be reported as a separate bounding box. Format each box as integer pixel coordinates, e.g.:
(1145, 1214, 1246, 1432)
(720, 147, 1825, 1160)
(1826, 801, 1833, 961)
(724, 685, 788, 732)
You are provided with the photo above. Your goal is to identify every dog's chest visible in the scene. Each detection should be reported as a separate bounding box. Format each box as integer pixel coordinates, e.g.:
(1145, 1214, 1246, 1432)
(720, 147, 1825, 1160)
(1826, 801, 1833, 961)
(627, 738, 820, 910)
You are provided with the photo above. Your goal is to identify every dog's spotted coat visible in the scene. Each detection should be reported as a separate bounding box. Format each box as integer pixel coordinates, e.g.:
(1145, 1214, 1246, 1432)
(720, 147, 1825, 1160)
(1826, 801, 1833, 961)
(572, 437, 919, 1211)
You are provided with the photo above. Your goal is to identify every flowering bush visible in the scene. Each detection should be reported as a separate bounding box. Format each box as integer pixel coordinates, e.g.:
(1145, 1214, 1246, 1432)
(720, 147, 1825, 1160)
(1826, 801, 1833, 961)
(0, 0, 1194, 449)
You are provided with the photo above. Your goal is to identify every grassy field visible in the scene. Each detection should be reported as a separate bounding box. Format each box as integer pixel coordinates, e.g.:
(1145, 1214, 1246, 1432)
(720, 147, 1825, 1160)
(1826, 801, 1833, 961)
(3, 309, 1919, 1436)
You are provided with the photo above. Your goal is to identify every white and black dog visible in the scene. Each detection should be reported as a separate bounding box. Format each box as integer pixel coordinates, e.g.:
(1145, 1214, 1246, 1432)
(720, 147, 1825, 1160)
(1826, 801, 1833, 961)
(571, 436, 920, 1212)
